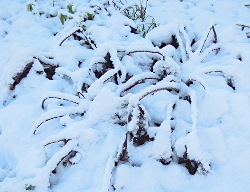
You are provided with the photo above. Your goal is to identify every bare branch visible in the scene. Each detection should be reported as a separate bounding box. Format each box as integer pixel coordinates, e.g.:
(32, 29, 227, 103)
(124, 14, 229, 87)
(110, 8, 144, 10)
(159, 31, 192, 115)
(52, 150, 77, 174)
(200, 25, 217, 53)
(59, 29, 82, 46)
(127, 50, 165, 60)
(44, 139, 69, 147)
(77, 92, 85, 98)
(120, 77, 160, 96)
(236, 24, 250, 31)
(33, 115, 65, 135)
(204, 70, 235, 90)
(185, 79, 206, 90)
(42, 97, 79, 109)
(139, 86, 179, 101)
(204, 70, 223, 74)
(33, 112, 83, 135)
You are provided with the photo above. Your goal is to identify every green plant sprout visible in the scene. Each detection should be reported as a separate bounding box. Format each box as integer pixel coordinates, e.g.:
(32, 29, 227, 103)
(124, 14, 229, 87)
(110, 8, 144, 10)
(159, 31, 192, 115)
(26, 4, 33, 12)
(67, 3, 75, 14)
(121, 0, 157, 36)
(25, 184, 36, 191)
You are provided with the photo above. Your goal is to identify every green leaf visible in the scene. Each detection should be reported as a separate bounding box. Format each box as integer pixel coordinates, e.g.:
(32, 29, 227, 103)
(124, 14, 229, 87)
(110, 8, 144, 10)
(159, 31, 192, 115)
(86, 13, 95, 20)
(26, 4, 33, 12)
(67, 4, 75, 14)
(25, 184, 36, 190)
(81, 25, 87, 31)
(59, 14, 67, 25)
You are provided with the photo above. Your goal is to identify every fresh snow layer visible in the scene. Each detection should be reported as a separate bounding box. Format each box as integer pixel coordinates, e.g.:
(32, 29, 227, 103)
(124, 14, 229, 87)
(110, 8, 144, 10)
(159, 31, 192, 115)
(0, 0, 250, 192)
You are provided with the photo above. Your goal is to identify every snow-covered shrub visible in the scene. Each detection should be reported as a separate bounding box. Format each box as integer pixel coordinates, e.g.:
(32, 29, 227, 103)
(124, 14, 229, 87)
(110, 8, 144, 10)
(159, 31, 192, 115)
(2, 0, 244, 191)
(15, 17, 233, 190)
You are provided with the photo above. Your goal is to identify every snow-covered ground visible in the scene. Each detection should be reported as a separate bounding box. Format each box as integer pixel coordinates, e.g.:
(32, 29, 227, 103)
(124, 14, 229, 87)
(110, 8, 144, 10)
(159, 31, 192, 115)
(0, 0, 250, 191)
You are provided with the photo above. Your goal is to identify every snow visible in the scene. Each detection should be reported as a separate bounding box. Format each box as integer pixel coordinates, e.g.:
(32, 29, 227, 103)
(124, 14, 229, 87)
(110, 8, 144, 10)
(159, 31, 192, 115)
(1, 0, 250, 191)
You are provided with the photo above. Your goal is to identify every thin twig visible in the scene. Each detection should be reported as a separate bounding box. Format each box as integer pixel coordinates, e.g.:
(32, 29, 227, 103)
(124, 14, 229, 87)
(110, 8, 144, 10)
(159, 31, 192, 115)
(236, 24, 250, 31)
(77, 92, 85, 98)
(33, 112, 83, 134)
(120, 77, 160, 96)
(139, 86, 179, 101)
(127, 50, 165, 60)
(59, 29, 82, 46)
(185, 79, 206, 90)
(200, 25, 217, 53)
(204, 70, 223, 74)
(52, 150, 77, 173)
(33, 115, 65, 135)
(42, 97, 79, 109)
(44, 139, 69, 147)
(204, 70, 235, 90)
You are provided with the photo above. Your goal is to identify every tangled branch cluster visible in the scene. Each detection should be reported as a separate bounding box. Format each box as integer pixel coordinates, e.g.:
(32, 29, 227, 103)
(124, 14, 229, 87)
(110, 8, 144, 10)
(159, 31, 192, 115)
(2, 3, 238, 189)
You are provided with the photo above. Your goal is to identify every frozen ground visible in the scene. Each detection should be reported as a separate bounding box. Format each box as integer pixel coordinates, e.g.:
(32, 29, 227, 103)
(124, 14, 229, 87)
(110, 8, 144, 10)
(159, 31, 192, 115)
(0, 0, 250, 191)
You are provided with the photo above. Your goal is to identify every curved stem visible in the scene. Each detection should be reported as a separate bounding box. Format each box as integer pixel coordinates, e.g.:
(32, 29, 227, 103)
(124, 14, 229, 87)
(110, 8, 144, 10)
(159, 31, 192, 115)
(120, 77, 160, 96)
(44, 139, 69, 147)
(127, 50, 165, 60)
(139, 86, 179, 101)
(42, 97, 79, 109)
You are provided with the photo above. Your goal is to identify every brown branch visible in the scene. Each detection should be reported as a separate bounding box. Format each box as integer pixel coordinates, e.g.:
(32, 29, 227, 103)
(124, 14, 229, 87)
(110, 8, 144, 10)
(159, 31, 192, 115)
(185, 79, 206, 90)
(77, 92, 85, 98)
(120, 77, 160, 96)
(44, 139, 69, 147)
(204, 70, 223, 74)
(52, 150, 77, 174)
(93, 62, 107, 65)
(59, 29, 82, 46)
(204, 70, 235, 90)
(33, 112, 83, 135)
(127, 50, 165, 60)
(33, 115, 65, 135)
(236, 24, 250, 31)
(139, 86, 179, 101)
(200, 25, 217, 53)
(42, 97, 79, 109)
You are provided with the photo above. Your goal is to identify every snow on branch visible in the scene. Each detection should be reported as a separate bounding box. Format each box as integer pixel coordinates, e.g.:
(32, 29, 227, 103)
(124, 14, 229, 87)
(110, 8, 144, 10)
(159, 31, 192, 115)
(3, 48, 59, 90)
(41, 91, 80, 109)
(116, 72, 160, 96)
(87, 68, 120, 98)
(196, 23, 218, 54)
(58, 27, 83, 46)
(32, 106, 84, 135)
(28, 139, 78, 190)
(126, 50, 165, 60)
(182, 75, 208, 90)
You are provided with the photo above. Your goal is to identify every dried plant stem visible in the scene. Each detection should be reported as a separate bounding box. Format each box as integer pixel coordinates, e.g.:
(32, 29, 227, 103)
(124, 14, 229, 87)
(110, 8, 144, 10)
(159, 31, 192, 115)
(33, 112, 82, 134)
(44, 139, 69, 147)
(59, 29, 82, 46)
(139, 87, 179, 101)
(200, 25, 217, 53)
(236, 24, 250, 30)
(185, 79, 206, 90)
(127, 50, 165, 60)
(120, 77, 160, 96)
(42, 97, 79, 109)
(33, 115, 65, 135)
